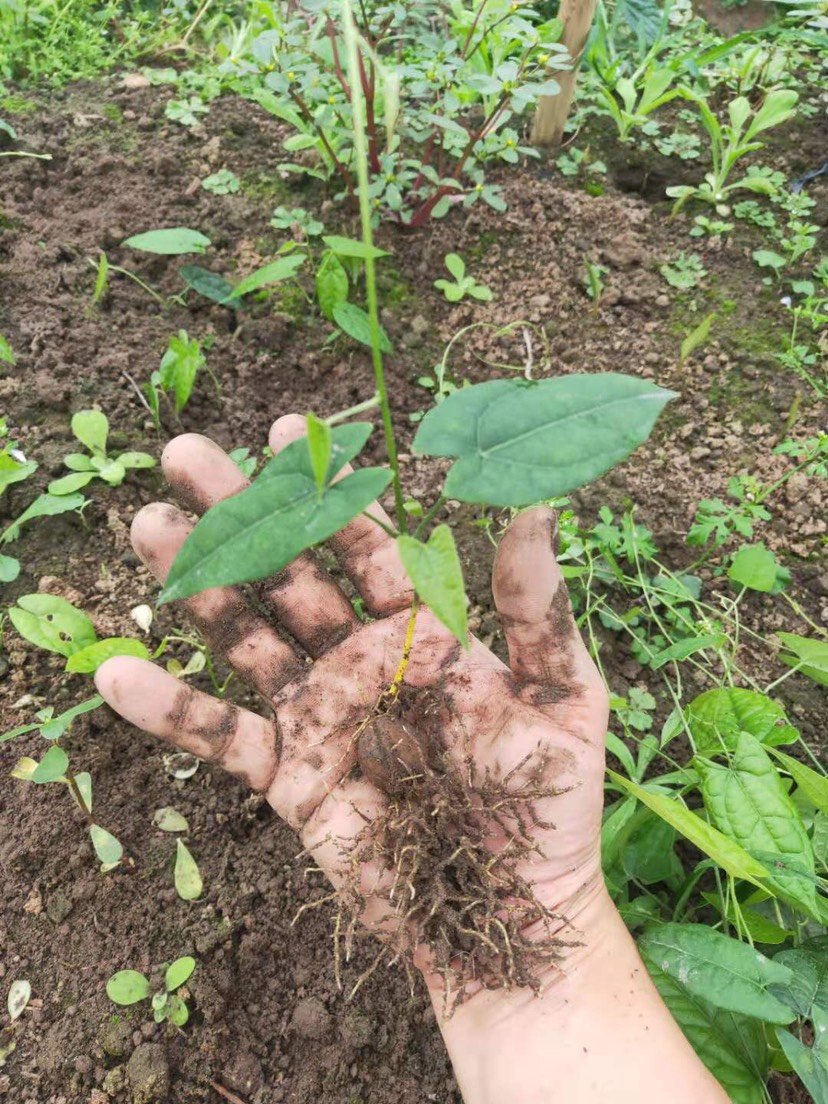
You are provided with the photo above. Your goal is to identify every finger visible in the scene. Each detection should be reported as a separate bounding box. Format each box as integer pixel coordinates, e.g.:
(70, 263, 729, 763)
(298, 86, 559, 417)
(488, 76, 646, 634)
(492, 507, 603, 702)
(132, 503, 303, 698)
(95, 656, 279, 791)
(162, 433, 359, 655)
(269, 414, 413, 617)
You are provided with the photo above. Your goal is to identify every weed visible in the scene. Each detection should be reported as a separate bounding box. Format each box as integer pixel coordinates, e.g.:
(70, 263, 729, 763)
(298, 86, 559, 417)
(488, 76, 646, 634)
(660, 251, 707, 289)
(48, 410, 155, 496)
(107, 957, 196, 1027)
(433, 253, 493, 302)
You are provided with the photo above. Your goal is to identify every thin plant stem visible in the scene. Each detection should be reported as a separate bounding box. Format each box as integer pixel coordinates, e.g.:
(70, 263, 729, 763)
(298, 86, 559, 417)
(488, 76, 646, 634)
(326, 394, 381, 424)
(342, 0, 406, 532)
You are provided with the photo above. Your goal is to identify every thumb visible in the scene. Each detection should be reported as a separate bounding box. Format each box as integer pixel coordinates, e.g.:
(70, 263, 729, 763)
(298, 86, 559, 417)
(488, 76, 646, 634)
(492, 507, 602, 704)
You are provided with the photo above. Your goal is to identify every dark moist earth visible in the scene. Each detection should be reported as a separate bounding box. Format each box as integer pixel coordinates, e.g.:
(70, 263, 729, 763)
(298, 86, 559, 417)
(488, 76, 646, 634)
(0, 67, 826, 1104)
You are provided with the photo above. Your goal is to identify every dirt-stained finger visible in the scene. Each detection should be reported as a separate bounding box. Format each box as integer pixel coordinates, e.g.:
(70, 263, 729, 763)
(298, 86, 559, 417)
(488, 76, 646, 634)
(269, 414, 413, 617)
(492, 507, 602, 702)
(95, 656, 279, 791)
(132, 502, 303, 698)
(161, 431, 360, 656)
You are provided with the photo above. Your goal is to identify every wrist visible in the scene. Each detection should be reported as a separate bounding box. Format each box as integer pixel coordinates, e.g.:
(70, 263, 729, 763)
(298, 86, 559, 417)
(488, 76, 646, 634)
(426, 880, 729, 1104)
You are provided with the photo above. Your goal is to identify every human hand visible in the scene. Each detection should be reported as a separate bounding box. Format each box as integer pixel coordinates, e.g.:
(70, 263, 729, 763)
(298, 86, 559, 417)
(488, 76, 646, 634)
(96, 415, 729, 1103)
(96, 413, 609, 1000)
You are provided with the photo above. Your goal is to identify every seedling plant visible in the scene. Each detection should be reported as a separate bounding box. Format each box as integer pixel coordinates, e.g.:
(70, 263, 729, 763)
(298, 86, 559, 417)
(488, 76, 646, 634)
(48, 410, 155, 496)
(107, 956, 196, 1027)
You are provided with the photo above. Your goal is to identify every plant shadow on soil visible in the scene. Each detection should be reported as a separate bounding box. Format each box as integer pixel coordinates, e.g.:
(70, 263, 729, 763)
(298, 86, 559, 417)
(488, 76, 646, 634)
(0, 74, 825, 1104)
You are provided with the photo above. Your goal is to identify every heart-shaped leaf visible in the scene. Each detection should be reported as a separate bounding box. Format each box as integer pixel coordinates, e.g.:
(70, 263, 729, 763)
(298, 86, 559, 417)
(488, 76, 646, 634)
(412, 374, 675, 507)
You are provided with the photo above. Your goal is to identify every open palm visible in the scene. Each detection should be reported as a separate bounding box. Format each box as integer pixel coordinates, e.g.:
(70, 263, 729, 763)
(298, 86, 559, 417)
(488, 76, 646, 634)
(96, 414, 609, 996)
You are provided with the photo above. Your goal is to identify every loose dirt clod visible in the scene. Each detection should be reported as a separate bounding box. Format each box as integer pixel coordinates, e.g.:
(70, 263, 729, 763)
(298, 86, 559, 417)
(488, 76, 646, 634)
(319, 694, 572, 1014)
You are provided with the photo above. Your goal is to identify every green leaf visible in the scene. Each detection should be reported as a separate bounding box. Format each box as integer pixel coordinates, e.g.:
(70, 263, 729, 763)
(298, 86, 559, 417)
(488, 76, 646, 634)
(775, 1020, 828, 1104)
(73, 771, 93, 812)
(230, 253, 306, 299)
(90, 824, 123, 865)
(771, 947, 828, 1017)
(305, 413, 332, 497)
(638, 923, 795, 1024)
(0, 334, 16, 365)
(770, 750, 828, 817)
(728, 543, 783, 592)
(745, 89, 798, 140)
(122, 228, 211, 255)
(48, 471, 96, 496)
(315, 252, 349, 320)
(0, 552, 20, 582)
(153, 807, 190, 833)
(697, 732, 818, 916)
(444, 253, 466, 281)
(608, 772, 769, 886)
(32, 745, 69, 784)
(167, 993, 190, 1026)
(201, 169, 239, 195)
(159, 331, 204, 414)
(40, 695, 104, 740)
(165, 956, 196, 991)
(0, 455, 37, 495)
(175, 839, 203, 900)
(10, 594, 97, 657)
(687, 688, 798, 758)
(412, 375, 675, 507)
(321, 235, 388, 259)
(107, 970, 151, 1006)
(397, 525, 468, 646)
(643, 956, 770, 1104)
(2, 492, 86, 543)
(65, 637, 150, 674)
(650, 633, 724, 670)
(333, 302, 393, 352)
(752, 249, 786, 272)
(72, 410, 108, 455)
(162, 426, 389, 602)
(118, 452, 156, 470)
(180, 265, 241, 308)
(776, 632, 828, 687)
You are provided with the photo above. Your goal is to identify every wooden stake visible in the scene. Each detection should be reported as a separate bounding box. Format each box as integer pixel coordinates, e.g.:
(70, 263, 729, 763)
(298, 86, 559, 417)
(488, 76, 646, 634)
(531, 0, 597, 148)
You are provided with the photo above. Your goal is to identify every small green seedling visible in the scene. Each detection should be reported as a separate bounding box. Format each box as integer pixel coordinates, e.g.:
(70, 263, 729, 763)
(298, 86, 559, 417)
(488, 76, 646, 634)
(678, 312, 716, 368)
(271, 205, 324, 237)
(5, 694, 123, 868)
(434, 254, 493, 303)
(107, 957, 196, 1027)
(0, 492, 86, 583)
(659, 252, 707, 290)
(49, 410, 155, 495)
(0, 334, 16, 364)
(201, 169, 239, 195)
(146, 331, 216, 429)
(584, 258, 608, 314)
